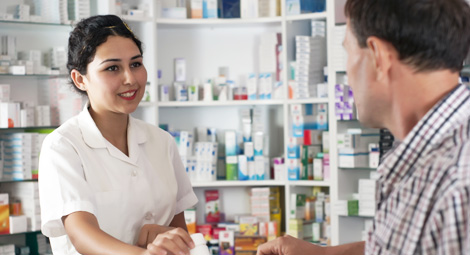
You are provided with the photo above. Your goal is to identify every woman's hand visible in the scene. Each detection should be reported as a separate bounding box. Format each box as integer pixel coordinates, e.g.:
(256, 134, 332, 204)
(136, 224, 175, 248)
(145, 227, 195, 255)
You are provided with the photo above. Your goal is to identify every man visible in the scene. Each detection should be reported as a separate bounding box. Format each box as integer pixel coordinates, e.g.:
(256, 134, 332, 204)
(258, 0, 470, 254)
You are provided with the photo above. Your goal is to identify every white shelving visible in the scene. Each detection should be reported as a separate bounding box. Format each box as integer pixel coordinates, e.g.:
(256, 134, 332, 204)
(191, 180, 286, 188)
(156, 17, 283, 25)
(158, 100, 285, 107)
(0, 0, 371, 248)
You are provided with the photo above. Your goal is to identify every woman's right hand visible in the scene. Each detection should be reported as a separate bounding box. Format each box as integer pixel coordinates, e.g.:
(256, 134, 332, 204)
(145, 227, 195, 255)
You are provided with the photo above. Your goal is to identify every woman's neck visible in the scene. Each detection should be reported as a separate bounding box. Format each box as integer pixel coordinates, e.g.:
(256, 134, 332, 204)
(89, 107, 129, 156)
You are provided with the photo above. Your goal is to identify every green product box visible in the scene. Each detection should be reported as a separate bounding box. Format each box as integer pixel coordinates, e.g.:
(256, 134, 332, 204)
(226, 156, 238, 180)
(347, 200, 359, 216)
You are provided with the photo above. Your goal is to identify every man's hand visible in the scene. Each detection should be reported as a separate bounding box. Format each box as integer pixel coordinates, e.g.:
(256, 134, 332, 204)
(257, 235, 325, 255)
(146, 227, 195, 255)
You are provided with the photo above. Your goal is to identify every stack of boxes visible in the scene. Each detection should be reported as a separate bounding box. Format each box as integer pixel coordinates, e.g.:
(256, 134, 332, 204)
(250, 187, 281, 240)
(337, 128, 380, 168)
(335, 172, 379, 218)
(289, 188, 330, 245)
(0, 182, 41, 233)
(290, 34, 327, 99)
(1, 132, 48, 181)
(0, 84, 53, 128)
(172, 130, 220, 183)
(257, 33, 283, 100)
(1, 36, 69, 75)
(225, 108, 270, 181)
(67, 0, 90, 22)
(332, 25, 348, 72)
(287, 104, 329, 181)
(335, 83, 357, 120)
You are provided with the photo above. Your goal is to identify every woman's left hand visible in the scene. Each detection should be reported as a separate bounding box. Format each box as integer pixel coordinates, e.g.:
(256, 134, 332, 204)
(136, 224, 174, 248)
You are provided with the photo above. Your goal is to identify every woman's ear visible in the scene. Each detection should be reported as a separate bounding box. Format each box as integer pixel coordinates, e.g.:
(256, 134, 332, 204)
(70, 69, 87, 91)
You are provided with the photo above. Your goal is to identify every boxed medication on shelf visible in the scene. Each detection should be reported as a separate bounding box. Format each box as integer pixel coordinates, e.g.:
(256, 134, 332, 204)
(338, 148, 369, 168)
(219, 230, 235, 255)
(9, 215, 27, 234)
(203, 0, 218, 18)
(226, 155, 238, 180)
(188, 0, 203, 18)
(290, 193, 306, 219)
(0, 193, 9, 234)
(287, 158, 300, 180)
(205, 190, 221, 223)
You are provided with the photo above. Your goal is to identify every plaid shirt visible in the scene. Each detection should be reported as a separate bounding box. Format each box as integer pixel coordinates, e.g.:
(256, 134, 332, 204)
(365, 84, 470, 255)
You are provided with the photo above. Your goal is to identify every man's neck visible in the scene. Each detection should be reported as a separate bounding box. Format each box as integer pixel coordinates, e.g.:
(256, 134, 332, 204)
(386, 68, 460, 140)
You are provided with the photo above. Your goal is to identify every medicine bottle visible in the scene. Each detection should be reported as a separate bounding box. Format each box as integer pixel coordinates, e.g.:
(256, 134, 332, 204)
(190, 233, 210, 255)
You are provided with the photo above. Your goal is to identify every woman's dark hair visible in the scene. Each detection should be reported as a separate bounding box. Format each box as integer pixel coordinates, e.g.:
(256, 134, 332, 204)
(67, 15, 143, 95)
(345, 0, 470, 73)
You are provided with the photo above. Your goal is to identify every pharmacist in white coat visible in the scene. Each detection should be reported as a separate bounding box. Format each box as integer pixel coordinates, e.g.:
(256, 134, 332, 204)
(38, 15, 198, 255)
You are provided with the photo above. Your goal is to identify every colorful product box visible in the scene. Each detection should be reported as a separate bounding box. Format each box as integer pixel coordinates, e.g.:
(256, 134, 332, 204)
(219, 230, 235, 255)
(0, 194, 9, 234)
(205, 190, 221, 223)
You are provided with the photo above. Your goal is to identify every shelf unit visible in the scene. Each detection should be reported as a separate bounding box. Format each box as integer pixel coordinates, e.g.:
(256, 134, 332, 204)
(92, 0, 345, 245)
(0, 0, 374, 248)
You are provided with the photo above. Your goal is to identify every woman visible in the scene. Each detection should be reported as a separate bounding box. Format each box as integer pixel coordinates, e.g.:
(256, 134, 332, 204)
(38, 15, 198, 255)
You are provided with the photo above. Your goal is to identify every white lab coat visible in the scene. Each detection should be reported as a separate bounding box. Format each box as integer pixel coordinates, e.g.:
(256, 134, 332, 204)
(38, 106, 198, 255)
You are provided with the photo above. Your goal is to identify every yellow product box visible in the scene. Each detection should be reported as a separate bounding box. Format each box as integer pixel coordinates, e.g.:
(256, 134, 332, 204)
(239, 216, 258, 236)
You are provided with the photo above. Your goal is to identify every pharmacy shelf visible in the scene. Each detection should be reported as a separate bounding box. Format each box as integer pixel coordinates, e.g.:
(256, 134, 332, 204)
(156, 17, 282, 26)
(191, 180, 286, 188)
(0, 179, 37, 183)
(288, 180, 330, 187)
(0, 74, 67, 78)
(338, 214, 374, 219)
(0, 126, 57, 130)
(285, 12, 327, 21)
(158, 100, 285, 107)
(340, 167, 377, 171)
(0, 230, 41, 237)
(287, 98, 329, 105)
(0, 20, 72, 27)
(121, 15, 153, 22)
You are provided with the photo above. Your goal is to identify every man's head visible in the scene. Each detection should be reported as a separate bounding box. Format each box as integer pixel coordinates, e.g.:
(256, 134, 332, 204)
(343, 0, 470, 128)
(345, 0, 470, 73)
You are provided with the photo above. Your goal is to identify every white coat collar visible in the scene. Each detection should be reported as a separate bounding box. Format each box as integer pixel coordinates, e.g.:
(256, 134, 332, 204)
(78, 103, 147, 165)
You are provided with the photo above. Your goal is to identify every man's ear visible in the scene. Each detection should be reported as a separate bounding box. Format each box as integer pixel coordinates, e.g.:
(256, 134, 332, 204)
(70, 69, 87, 91)
(366, 36, 394, 82)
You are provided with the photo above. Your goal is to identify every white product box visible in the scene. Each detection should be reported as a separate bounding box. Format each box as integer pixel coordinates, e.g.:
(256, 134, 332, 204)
(0, 102, 20, 128)
(238, 155, 248, 180)
(338, 148, 369, 168)
(162, 7, 187, 19)
(225, 131, 237, 156)
(247, 73, 258, 100)
(254, 156, 265, 180)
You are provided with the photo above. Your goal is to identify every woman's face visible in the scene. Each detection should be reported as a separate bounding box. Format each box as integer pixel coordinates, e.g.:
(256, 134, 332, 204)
(82, 35, 147, 117)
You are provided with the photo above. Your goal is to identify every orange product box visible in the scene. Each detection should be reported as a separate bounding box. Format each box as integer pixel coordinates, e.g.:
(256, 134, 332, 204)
(235, 236, 267, 252)
(0, 194, 9, 234)
(184, 209, 196, 234)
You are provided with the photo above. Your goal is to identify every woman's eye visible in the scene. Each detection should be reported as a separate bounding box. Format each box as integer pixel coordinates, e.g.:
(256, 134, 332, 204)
(105, 66, 118, 71)
(131, 62, 142, 68)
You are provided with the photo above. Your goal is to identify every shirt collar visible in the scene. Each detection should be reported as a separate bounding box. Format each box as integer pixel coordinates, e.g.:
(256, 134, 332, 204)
(78, 103, 147, 164)
(378, 84, 470, 199)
